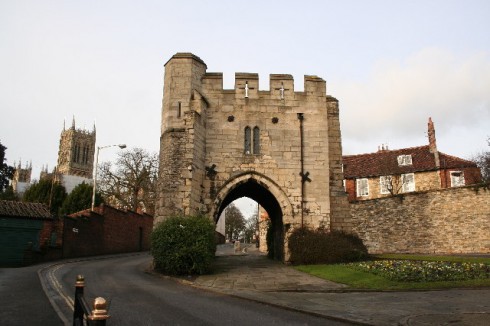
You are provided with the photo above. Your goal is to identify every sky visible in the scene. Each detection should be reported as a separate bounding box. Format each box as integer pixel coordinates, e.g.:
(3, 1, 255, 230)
(1, 1, 489, 216)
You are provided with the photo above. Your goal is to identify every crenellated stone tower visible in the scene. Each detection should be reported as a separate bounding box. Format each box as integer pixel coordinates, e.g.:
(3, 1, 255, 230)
(57, 118, 96, 179)
(155, 53, 350, 261)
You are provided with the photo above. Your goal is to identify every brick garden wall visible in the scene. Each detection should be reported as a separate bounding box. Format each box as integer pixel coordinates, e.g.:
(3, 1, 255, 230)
(63, 204, 153, 258)
(350, 184, 490, 254)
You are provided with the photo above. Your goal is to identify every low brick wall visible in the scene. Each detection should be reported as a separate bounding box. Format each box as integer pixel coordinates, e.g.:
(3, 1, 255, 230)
(350, 185, 490, 254)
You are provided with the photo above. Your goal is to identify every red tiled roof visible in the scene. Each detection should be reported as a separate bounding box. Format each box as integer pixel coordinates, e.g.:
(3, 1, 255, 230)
(0, 200, 52, 219)
(438, 152, 479, 170)
(342, 145, 478, 179)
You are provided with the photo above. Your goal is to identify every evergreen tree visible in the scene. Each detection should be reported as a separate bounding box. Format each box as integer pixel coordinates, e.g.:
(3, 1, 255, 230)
(23, 177, 67, 215)
(0, 185, 18, 200)
(0, 141, 14, 193)
(61, 182, 103, 215)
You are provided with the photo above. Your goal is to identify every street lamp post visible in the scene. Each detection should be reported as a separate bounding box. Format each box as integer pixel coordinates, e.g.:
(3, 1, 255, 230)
(91, 144, 127, 211)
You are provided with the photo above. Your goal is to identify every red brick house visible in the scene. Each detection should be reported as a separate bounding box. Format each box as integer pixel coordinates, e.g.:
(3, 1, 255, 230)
(343, 118, 482, 201)
(63, 204, 153, 258)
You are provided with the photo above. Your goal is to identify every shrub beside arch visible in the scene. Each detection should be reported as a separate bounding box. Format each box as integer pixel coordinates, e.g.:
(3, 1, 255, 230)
(288, 227, 368, 265)
(151, 215, 216, 275)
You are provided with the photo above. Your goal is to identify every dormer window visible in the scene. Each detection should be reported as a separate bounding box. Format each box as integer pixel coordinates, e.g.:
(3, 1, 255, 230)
(397, 155, 412, 166)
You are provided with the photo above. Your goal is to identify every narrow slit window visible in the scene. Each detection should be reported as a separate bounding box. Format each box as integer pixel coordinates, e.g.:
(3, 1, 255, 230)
(244, 127, 251, 154)
(177, 102, 182, 118)
(253, 126, 260, 154)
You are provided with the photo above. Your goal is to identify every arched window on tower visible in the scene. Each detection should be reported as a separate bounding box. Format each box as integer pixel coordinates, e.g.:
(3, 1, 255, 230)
(82, 145, 89, 164)
(244, 126, 251, 154)
(73, 144, 80, 163)
(244, 126, 260, 155)
(253, 126, 260, 154)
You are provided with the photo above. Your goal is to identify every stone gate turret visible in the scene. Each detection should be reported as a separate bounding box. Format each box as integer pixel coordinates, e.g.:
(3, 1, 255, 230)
(155, 53, 350, 261)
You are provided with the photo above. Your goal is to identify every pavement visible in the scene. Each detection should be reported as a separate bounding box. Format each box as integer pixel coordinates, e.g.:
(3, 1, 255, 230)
(184, 243, 490, 326)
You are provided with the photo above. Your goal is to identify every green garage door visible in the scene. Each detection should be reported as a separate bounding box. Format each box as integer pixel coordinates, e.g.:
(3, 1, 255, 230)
(0, 218, 42, 266)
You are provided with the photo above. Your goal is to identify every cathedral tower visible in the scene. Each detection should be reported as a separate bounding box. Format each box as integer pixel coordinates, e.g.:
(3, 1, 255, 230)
(12, 160, 32, 194)
(57, 118, 96, 179)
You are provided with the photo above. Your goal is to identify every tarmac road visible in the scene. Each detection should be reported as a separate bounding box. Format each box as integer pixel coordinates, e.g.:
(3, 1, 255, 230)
(0, 263, 63, 326)
(37, 253, 350, 325)
(3, 247, 489, 325)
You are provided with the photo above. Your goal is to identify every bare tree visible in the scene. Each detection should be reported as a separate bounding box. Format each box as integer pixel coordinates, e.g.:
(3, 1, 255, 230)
(224, 203, 246, 241)
(243, 205, 259, 243)
(473, 151, 490, 183)
(98, 147, 158, 214)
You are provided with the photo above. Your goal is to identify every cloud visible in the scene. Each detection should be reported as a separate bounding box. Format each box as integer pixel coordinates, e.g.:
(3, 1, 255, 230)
(336, 48, 490, 155)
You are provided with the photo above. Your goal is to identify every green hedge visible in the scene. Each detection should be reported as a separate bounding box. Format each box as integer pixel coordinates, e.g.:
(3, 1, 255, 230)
(288, 227, 368, 265)
(151, 215, 216, 275)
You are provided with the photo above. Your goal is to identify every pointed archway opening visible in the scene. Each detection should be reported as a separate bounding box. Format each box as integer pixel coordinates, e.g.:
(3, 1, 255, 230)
(215, 178, 284, 261)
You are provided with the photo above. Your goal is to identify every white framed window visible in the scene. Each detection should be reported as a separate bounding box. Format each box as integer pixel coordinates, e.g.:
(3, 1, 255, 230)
(379, 175, 393, 194)
(356, 178, 369, 197)
(397, 155, 412, 166)
(450, 171, 465, 187)
(401, 173, 415, 192)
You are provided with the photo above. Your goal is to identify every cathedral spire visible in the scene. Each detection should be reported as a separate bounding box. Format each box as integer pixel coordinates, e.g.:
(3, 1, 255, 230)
(72, 115, 76, 129)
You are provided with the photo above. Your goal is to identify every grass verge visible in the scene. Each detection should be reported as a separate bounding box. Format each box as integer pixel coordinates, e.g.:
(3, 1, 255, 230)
(295, 254, 490, 290)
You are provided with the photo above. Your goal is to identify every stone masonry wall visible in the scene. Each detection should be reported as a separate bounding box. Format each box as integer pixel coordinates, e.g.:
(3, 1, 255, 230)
(199, 72, 335, 228)
(350, 185, 490, 254)
(327, 98, 351, 231)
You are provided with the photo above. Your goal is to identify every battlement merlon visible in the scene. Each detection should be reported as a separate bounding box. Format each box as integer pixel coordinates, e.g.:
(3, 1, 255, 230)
(201, 72, 326, 98)
(304, 75, 327, 97)
(165, 52, 328, 97)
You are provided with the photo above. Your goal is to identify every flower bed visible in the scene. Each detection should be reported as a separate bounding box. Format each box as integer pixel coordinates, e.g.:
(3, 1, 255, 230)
(346, 260, 490, 282)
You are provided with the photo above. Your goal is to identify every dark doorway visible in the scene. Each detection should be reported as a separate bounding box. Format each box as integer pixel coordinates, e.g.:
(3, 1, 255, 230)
(216, 178, 284, 261)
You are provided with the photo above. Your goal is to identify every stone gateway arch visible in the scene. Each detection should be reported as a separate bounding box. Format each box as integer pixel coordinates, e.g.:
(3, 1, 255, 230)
(154, 53, 350, 261)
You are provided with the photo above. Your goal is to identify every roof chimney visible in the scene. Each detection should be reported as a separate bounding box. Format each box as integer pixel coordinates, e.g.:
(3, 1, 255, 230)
(428, 117, 440, 167)
(428, 118, 437, 152)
